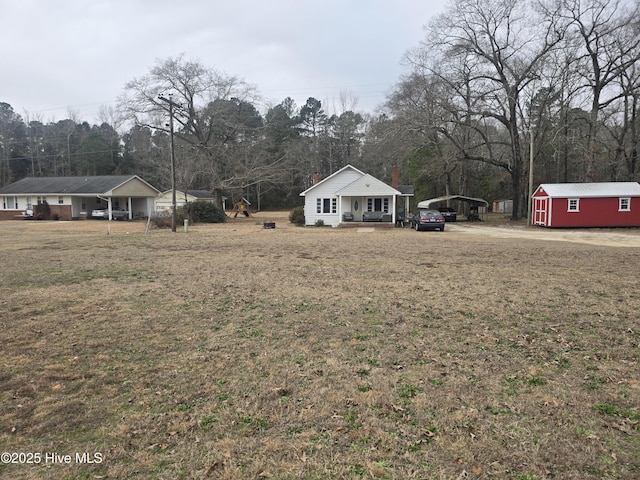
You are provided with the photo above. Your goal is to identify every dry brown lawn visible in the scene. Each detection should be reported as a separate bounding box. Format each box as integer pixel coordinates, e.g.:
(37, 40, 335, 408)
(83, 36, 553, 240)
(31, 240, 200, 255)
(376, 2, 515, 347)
(1, 213, 639, 479)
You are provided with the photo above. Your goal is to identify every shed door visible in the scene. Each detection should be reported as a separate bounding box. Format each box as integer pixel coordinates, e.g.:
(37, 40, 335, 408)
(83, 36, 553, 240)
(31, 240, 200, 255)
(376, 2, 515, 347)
(533, 197, 548, 226)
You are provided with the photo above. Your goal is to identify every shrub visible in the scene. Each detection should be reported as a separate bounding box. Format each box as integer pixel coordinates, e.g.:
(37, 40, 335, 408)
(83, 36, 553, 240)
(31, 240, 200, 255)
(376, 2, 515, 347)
(34, 200, 51, 220)
(149, 210, 176, 229)
(315, 219, 325, 227)
(183, 201, 226, 224)
(289, 206, 305, 225)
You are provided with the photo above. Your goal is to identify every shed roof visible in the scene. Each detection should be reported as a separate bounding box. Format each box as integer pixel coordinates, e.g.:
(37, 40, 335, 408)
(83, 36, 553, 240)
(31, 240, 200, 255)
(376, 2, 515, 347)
(397, 184, 414, 196)
(0, 175, 159, 196)
(535, 182, 640, 198)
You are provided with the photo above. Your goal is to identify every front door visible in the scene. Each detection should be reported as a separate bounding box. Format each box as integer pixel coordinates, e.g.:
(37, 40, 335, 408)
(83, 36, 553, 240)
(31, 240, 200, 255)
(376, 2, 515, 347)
(351, 197, 362, 221)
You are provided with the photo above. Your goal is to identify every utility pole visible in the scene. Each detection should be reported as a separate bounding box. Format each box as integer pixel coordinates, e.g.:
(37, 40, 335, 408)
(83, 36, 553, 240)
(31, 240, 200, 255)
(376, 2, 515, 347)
(528, 124, 534, 223)
(158, 94, 179, 232)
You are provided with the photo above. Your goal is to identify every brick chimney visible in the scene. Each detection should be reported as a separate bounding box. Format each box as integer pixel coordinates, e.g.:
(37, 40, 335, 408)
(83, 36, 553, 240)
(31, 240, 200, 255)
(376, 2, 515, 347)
(313, 172, 320, 185)
(392, 165, 399, 189)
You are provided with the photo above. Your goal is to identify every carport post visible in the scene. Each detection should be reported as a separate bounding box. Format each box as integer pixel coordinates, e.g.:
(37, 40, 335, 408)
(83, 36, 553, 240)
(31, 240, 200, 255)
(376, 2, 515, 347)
(97, 195, 112, 235)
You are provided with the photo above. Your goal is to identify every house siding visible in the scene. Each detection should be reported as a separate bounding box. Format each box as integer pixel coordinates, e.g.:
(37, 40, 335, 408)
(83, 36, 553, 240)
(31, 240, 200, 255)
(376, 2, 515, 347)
(311, 170, 362, 196)
(303, 197, 340, 227)
(155, 191, 214, 211)
(303, 169, 362, 226)
(550, 196, 640, 227)
(112, 179, 159, 197)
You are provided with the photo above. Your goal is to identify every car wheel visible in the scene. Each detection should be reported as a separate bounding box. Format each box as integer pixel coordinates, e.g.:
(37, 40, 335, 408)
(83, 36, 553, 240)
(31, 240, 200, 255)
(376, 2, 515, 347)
(440, 226, 445, 231)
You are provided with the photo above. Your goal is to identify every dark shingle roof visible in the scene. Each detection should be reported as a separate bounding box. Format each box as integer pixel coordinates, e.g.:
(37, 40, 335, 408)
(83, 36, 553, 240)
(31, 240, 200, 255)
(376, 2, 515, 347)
(397, 184, 414, 195)
(0, 176, 140, 195)
(186, 190, 213, 198)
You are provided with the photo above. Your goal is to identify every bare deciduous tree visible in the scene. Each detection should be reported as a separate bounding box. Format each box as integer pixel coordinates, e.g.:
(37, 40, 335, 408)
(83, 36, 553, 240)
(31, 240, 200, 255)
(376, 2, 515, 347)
(118, 54, 285, 204)
(557, 0, 640, 180)
(402, 0, 569, 218)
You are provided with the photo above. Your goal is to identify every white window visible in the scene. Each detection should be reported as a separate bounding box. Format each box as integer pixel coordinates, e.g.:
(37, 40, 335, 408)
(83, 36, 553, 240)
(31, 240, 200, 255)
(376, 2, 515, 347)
(367, 198, 390, 213)
(316, 198, 337, 214)
(3, 196, 17, 209)
(568, 198, 579, 212)
(619, 197, 630, 211)
(58, 196, 64, 204)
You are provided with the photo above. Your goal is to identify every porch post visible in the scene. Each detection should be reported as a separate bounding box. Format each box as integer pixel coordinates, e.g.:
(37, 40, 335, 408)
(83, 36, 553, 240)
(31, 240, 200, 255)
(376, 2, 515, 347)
(391, 195, 396, 224)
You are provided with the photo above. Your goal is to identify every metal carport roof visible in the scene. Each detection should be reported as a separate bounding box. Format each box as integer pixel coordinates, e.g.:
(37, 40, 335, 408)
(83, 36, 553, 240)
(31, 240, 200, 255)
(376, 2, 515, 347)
(417, 195, 489, 209)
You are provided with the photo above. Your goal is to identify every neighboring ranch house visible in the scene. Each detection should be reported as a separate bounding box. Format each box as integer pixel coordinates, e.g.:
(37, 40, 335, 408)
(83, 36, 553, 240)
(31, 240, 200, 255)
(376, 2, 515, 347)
(155, 189, 215, 212)
(0, 175, 160, 221)
(532, 182, 640, 228)
(300, 165, 409, 227)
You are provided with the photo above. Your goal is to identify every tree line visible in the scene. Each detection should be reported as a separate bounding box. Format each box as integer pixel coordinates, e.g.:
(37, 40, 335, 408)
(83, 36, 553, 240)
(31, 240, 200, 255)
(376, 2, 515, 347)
(1, 0, 638, 218)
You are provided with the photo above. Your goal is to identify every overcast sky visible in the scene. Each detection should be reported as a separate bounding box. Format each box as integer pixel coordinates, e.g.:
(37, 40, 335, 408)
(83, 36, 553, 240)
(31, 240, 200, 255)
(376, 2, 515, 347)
(1, 0, 448, 123)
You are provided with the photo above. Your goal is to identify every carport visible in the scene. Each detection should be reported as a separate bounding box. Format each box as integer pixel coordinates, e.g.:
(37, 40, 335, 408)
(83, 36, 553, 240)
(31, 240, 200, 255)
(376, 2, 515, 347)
(417, 195, 489, 221)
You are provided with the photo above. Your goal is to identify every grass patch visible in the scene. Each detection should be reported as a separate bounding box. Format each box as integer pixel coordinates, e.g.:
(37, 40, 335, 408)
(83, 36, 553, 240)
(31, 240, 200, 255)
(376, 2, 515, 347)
(594, 402, 640, 421)
(1, 218, 639, 479)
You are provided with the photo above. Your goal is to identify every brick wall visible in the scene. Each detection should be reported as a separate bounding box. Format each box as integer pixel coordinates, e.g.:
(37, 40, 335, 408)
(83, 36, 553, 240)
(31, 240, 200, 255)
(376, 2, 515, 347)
(0, 211, 24, 220)
(0, 205, 73, 221)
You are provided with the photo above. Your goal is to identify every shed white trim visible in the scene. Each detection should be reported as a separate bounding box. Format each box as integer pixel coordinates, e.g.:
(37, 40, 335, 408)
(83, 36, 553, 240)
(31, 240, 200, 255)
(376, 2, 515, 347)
(536, 182, 640, 198)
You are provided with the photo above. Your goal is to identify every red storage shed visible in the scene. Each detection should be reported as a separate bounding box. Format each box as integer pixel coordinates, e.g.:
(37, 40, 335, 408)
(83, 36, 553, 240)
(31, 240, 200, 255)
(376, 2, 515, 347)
(532, 182, 640, 228)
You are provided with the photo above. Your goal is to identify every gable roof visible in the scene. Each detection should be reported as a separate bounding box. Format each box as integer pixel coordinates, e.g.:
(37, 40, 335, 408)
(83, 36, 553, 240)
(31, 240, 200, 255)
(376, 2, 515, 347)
(336, 173, 401, 196)
(535, 182, 640, 198)
(161, 189, 213, 199)
(186, 189, 214, 198)
(299, 164, 405, 197)
(0, 176, 159, 196)
(299, 164, 366, 196)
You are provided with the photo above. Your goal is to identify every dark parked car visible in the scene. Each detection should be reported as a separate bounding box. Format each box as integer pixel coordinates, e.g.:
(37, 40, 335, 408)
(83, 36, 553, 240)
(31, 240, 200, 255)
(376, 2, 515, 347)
(411, 209, 445, 231)
(438, 207, 457, 222)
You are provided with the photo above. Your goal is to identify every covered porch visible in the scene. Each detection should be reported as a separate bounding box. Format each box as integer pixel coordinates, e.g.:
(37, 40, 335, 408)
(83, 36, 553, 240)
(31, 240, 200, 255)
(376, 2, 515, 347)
(335, 174, 404, 226)
(338, 195, 395, 225)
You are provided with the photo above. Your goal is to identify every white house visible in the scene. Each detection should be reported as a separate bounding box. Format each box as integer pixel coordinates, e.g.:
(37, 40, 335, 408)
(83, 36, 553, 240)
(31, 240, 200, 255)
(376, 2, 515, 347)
(155, 189, 215, 212)
(299, 165, 406, 227)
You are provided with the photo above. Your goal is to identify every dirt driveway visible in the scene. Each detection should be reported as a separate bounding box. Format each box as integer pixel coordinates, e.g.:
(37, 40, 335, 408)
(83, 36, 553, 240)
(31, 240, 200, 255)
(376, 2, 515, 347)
(447, 222, 640, 247)
(2, 213, 639, 248)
